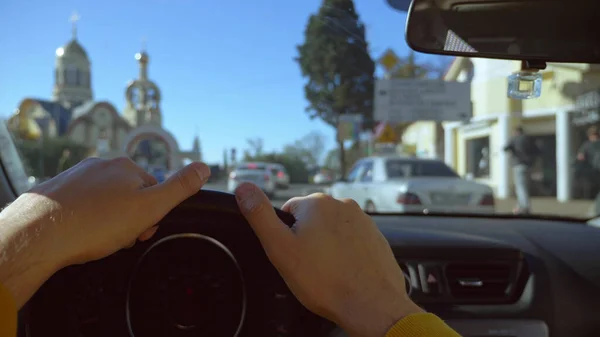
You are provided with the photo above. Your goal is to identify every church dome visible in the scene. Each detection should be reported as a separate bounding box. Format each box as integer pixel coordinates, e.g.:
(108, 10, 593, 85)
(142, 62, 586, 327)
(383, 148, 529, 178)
(56, 39, 89, 60)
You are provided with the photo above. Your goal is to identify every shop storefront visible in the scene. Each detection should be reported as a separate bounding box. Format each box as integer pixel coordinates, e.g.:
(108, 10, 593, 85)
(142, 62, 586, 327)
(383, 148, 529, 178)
(571, 90, 600, 199)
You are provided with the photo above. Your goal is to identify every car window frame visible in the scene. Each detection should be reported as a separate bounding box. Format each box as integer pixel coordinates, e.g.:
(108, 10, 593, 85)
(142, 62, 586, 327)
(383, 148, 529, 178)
(346, 161, 365, 183)
(415, 161, 460, 178)
(359, 160, 374, 182)
(385, 159, 412, 179)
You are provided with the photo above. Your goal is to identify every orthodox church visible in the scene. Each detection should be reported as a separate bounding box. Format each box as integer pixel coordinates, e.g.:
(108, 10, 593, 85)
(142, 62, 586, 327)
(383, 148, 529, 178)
(7, 16, 201, 172)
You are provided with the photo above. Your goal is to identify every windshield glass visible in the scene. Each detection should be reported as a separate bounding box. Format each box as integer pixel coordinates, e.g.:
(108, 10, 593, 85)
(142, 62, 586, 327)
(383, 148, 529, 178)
(1, 1, 597, 219)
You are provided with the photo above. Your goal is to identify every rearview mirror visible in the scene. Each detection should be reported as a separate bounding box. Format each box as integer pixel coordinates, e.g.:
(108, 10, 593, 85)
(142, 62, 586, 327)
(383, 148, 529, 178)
(405, 0, 600, 64)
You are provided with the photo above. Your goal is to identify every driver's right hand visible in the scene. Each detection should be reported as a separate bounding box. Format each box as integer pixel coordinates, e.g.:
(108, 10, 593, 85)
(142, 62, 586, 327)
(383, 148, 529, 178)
(234, 182, 424, 337)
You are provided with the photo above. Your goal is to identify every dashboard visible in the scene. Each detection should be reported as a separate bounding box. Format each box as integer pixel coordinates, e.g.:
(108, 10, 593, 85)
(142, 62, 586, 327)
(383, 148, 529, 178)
(18, 190, 600, 337)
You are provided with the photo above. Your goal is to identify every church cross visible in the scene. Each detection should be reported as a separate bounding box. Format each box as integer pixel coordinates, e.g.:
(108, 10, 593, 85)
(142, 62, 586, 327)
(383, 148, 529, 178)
(70, 12, 80, 39)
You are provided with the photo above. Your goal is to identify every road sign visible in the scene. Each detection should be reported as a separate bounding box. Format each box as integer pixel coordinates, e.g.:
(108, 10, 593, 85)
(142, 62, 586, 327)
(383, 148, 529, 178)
(374, 79, 472, 122)
(374, 122, 398, 143)
(337, 114, 363, 142)
(378, 49, 401, 74)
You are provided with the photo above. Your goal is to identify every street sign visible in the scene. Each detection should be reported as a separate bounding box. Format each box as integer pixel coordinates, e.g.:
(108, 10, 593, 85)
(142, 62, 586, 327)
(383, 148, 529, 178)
(573, 90, 600, 126)
(374, 122, 398, 143)
(374, 79, 471, 122)
(378, 49, 401, 74)
(337, 114, 363, 142)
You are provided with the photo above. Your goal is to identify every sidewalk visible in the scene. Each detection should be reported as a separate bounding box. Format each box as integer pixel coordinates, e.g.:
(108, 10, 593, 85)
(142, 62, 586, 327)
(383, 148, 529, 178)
(495, 197, 594, 218)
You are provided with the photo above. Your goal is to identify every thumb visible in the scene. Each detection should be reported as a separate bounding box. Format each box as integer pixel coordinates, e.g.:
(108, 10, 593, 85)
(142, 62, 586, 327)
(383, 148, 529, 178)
(235, 182, 296, 261)
(145, 162, 211, 213)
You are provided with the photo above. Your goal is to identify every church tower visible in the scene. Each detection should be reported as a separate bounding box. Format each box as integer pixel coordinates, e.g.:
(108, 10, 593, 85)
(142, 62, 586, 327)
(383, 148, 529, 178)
(192, 135, 202, 161)
(52, 13, 93, 108)
(124, 45, 162, 127)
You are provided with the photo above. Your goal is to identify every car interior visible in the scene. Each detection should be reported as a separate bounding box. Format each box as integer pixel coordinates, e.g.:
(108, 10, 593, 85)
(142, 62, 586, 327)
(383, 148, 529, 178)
(5, 1, 600, 337)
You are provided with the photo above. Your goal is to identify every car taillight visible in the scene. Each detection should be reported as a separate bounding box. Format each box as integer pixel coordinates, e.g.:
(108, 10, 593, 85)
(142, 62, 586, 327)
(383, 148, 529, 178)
(229, 172, 237, 180)
(480, 193, 495, 206)
(277, 171, 284, 178)
(397, 192, 421, 205)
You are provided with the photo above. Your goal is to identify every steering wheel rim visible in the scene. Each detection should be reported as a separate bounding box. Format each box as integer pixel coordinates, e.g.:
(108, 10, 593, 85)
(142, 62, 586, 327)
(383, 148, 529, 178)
(178, 189, 296, 226)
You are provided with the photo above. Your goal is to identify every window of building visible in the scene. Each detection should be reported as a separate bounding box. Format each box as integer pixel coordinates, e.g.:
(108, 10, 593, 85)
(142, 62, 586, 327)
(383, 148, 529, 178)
(466, 136, 490, 178)
(79, 71, 87, 87)
(65, 65, 78, 86)
(96, 128, 110, 154)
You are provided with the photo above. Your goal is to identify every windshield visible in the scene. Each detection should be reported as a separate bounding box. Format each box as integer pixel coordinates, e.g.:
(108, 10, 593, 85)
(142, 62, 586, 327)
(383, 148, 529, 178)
(1, 1, 597, 220)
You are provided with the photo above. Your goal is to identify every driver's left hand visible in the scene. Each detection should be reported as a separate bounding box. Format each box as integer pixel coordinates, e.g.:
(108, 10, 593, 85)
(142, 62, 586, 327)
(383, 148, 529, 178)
(2, 157, 210, 272)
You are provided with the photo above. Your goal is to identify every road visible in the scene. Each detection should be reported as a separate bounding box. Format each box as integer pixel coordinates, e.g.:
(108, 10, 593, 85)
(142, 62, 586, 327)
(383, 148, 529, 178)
(203, 182, 327, 208)
(202, 182, 594, 217)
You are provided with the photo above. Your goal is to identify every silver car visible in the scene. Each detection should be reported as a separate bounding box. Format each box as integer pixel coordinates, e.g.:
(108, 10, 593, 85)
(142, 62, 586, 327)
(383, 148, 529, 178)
(227, 162, 277, 198)
(268, 163, 290, 189)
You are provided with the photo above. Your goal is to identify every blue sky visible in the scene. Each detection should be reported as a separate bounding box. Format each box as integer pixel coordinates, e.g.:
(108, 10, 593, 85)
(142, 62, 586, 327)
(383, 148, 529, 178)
(0, 0, 441, 164)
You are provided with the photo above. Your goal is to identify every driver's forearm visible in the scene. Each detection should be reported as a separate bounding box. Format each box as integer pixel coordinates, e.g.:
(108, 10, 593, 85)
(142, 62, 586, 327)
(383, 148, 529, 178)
(0, 203, 58, 309)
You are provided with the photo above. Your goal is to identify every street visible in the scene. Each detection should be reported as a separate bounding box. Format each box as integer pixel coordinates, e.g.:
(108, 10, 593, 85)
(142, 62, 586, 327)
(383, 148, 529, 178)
(201, 182, 594, 218)
(202, 182, 326, 208)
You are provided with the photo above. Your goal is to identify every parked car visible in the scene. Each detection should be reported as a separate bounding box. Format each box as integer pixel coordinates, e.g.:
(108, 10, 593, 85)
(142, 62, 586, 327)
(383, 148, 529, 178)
(228, 162, 277, 198)
(329, 155, 495, 214)
(268, 163, 290, 189)
(313, 170, 334, 185)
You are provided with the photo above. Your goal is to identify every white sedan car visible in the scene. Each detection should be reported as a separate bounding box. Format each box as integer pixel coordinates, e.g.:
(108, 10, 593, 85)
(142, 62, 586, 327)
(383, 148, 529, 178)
(329, 156, 495, 214)
(227, 162, 277, 198)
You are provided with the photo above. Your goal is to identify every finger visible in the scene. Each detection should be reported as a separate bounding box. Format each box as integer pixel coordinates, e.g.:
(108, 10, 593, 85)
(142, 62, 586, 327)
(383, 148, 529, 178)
(235, 182, 296, 259)
(138, 226, 158, 241)
(143, 162, 210, 216)
(281, 196, 305, 213)
(140, 171, 158, 188)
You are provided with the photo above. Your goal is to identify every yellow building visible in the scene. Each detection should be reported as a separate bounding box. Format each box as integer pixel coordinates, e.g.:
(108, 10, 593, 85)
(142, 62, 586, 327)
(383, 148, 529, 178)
(439, 57, 600, 201)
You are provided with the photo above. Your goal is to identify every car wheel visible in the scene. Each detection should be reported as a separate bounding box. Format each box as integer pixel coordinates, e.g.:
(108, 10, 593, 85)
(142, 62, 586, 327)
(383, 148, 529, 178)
(365, 200, 377, 213)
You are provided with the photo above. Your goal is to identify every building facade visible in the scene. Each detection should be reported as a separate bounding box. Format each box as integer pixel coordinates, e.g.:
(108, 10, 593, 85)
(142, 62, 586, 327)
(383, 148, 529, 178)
(441, 58, 600, 202)
(7, 21, 201, 172)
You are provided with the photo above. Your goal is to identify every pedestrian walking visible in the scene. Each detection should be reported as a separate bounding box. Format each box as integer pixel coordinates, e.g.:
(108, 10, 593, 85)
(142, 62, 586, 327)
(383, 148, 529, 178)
(504, 126, 541, 214)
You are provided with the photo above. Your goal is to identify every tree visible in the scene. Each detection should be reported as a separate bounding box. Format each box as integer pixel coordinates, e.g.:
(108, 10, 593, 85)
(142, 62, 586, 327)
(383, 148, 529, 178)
(296, 0, 375, 175)
(14, 136, 89, 178)
(283, 130, 327, 168)
(324, 139, 367, 175)
(391, 51, 431, 79)
(246, 138, 264, 158)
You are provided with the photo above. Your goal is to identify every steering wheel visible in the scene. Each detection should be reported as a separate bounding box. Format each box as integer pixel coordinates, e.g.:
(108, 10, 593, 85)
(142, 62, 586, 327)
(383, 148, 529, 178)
(20, 190, 339, 337)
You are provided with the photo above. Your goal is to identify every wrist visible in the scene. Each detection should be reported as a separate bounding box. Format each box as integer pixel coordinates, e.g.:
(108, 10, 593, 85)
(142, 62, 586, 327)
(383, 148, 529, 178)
(0, 196, 62, 308)
(335, 289, 424, 337)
